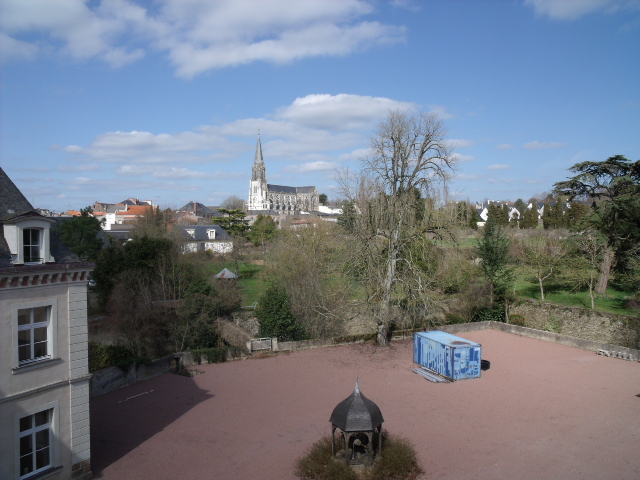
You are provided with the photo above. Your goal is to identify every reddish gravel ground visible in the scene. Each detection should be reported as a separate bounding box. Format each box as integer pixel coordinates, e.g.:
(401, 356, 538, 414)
(90, 330, 640, 480)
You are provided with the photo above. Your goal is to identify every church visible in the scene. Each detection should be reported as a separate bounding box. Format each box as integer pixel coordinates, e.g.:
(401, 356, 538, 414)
(247, 134, 319, 214)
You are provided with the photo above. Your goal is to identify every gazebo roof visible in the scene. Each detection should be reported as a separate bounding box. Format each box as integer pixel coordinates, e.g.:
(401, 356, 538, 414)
(330, 380, 384, 432)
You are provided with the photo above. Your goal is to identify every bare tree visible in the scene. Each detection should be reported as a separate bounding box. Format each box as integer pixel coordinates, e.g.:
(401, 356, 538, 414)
(513, 230, 566, 302)
(567, 229, 608, 309)
(338, 110, 456, 344)
(267, 220, 353, 339)
(221, 195, 245, 210)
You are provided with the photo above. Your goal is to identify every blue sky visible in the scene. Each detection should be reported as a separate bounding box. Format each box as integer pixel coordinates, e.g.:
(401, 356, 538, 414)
(2, 0, 639, 212)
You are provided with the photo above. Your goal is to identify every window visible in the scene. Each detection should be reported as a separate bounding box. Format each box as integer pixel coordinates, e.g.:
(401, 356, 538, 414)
(207, 229, 216, 239)
(19, 409, 53, 478)
(23, 229, 41, 263)
(17, 306, 51, 364)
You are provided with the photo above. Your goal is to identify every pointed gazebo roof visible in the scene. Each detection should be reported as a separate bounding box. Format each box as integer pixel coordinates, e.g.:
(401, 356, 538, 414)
(215, 267, 237, 279)
(330, 380, 384, 432)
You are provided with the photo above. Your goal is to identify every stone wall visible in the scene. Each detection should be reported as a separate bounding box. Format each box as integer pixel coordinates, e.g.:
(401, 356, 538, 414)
(510, 301, 640, 349)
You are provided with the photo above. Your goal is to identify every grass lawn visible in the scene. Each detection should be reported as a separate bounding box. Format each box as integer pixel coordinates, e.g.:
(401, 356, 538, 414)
(514, 269, 638, 317)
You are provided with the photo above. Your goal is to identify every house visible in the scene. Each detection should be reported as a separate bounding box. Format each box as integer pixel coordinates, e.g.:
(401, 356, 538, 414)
(175, 202, 222, 224)
(0, 168, 93, 480)
(92, 199, 154, 231)
(174, 225, 233, 254)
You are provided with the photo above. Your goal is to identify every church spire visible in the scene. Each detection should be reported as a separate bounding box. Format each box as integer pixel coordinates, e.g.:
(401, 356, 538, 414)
(251, 133, 266, 182)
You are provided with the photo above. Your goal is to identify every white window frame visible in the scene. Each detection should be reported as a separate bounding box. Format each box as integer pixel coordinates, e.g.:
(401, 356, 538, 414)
(22, 228, 42, 264)
(15, 402, 60, 480)
(12, 299, 58, 370)
(207, 229, 216, 239)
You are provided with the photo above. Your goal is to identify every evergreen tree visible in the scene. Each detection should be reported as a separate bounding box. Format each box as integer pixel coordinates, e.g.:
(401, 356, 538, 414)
(477, 217, 514, 307)
(522, 207, 538, 229)
(217, 208, 250, 237)
(249, 214, 278, 246)
(542, 201, 552, 229)
(53, 207, 105, 261)
(255, 283, 306, 341)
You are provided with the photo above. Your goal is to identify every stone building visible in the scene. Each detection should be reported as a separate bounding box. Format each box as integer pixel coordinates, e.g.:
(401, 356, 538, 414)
(247, 135, 319, 214)
(0, 168, 93, 480)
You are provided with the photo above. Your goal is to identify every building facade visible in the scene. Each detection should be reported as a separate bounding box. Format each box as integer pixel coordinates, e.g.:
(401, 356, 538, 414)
(0, 168, 93, 480)
(247, 135, 319, 214)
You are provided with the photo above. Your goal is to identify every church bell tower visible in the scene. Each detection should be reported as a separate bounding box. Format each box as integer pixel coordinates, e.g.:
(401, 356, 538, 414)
(248, 134, 268, 210)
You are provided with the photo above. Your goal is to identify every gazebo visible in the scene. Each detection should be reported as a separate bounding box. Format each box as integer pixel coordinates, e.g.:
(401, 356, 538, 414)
(329, 380, 384, 464)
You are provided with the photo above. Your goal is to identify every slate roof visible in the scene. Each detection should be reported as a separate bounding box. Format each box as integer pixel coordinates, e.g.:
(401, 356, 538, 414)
(267, 184, 316, 194)
(175, 225, 232, 242)
(330, 381, 384, 432)
(0, 167, 34, 219)
(177, 202, 221, 216)
(0, 168, 89, 268)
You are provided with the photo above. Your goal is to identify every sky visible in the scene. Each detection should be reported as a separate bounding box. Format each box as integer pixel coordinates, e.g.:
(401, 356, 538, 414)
(1, 0, 639, 213)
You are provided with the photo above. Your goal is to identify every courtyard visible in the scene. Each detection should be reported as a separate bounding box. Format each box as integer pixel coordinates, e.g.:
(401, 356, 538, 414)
(90, 329, 640, 479)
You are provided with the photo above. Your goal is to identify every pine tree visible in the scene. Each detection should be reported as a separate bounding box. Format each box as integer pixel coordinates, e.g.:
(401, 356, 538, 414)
(255, 284, 306, 341)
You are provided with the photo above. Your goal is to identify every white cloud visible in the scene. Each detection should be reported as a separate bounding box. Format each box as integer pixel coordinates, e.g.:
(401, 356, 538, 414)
(0, 32, 38, 60)
(284, 161, 341, 174)
(524, 141, 566, 149)
(1, 0, 148, 68)
(448, 139, 474, 148)
(1, 0, 406, 77)
(487, 164, 511, 170)
(58, 93, 455, 203)
(427, 105, 454, 120)
(452, 153, 475, 162)
(496, 143, 515, 150)
(524, 0, 639, 20)
(277, 94, 415, 131)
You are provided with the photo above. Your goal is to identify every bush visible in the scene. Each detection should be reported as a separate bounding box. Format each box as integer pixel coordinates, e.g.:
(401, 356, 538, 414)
(368, 433, 423, 480)
(296, 436, 358, 480)
(295, 433, 423, 480)
(89, 341, 136, 372)
(256, 283, 306, 341)
(509, 314, 526, 326)
(473, 305, 505, 322)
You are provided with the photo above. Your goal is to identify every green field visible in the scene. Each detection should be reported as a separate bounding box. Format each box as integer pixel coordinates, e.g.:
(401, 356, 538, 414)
(514, 270, 637, 317)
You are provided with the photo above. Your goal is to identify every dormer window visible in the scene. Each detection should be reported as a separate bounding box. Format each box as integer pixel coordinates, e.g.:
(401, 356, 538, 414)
(2, 215, 54, 265)
(207, 229, 216, 239)
(23, 228, 42, 264)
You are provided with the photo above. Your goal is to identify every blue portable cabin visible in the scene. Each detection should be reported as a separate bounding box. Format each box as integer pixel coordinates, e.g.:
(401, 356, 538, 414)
(413, 331, 482, 381)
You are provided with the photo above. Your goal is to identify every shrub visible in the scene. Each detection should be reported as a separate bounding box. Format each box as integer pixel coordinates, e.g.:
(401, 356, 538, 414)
(256, 283, 306, 341)
(544, 315, 563, 333)
(473, 305, 505, 322)
(509, 314, 526, 326)
(296, 436, 357, 480)
(89, 341, 136, 372)
(295, 433, 423, 480)
(366, 433, 423, 480)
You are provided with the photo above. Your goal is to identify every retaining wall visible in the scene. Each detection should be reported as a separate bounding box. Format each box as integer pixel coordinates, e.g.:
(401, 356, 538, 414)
(510, 301, 640, 349)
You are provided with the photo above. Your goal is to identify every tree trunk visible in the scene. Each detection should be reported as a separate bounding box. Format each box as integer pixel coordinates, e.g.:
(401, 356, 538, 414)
(595, 247, 613, 295)
(538, 277, 545, 303)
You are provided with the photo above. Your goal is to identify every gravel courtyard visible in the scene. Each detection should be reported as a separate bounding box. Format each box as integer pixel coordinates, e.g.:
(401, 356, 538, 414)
(91, 329, 640, 479)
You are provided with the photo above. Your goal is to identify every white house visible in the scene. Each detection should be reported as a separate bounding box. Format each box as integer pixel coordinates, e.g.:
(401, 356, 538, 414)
(174, 225, 233, 254)
(0, 168, 93, 480)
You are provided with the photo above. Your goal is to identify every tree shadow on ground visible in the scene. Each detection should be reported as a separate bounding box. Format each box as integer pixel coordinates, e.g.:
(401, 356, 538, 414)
(90, 372, 213, 477)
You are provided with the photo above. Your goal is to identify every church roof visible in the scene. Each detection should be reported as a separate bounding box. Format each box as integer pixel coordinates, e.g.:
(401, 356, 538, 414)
(330, 380, 384, 432)
(267, 184, 316, 194)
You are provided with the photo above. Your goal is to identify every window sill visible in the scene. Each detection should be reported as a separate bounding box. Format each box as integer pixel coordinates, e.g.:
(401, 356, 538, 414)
(22, 465, 63, 480)
(13, 357, 62, 374)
